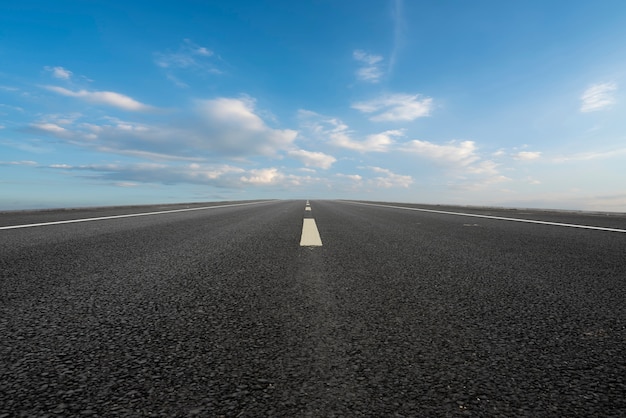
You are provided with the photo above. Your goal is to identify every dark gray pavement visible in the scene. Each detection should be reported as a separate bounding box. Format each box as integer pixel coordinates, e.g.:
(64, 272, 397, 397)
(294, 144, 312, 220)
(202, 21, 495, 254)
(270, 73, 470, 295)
(1, 200, 625, 416)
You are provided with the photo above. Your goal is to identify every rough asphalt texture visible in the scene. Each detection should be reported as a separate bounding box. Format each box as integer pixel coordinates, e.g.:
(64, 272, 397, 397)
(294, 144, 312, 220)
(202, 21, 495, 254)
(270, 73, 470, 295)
(1, 200, 625, 417)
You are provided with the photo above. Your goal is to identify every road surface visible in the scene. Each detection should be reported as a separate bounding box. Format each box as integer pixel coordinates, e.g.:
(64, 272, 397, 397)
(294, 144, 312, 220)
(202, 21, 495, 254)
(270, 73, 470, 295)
(1, 200, 625, 416)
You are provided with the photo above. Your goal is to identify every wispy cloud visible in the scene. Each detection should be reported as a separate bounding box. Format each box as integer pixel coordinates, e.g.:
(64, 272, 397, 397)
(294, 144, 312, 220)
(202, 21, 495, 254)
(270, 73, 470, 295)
(553, 147, 626, 163)
(336, 173, 363, 182)
(0, 160, 38, 166)
(580, 82, 618, 112)
(334, 129, 403, 152)
(298, 110, 399, 152)
(155, 39, 215, 68)
(29, 122, 69, 135)
(389, 0, 405, 73)
(114, 182, 140, 188)
(353, 50, 384, 83)
(368, 166, 413, 188)
(44, 86, 154, 111)
(403, 139, 479, 165)
(465, 160, 500, 175)
(352, 93, 433, 121)
(0, 103, 24, 113)
(446, 174, 511, 191)
(512, 151, 541, 160)
(402, 139, 509, 188)
(44, 66, 73, 80)
(155, 39, 221, 86)
(287, 149, 336, 169)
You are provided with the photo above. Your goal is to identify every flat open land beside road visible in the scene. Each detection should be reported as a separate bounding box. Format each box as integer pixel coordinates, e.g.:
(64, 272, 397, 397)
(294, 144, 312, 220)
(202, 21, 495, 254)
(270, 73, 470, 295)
(1, 200, 625, 416)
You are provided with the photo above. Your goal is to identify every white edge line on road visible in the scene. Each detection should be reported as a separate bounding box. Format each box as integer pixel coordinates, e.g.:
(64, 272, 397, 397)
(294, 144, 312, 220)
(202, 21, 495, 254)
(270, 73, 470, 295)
(0, 201, 275, 230)
(300, 218, 322, 246)
(342, 201, 626, 233)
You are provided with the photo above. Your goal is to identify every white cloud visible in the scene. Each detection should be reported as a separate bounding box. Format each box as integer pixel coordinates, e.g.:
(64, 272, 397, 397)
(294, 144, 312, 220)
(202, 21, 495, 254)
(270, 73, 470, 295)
(194, 97, 297, 156)
(240, 168, 281, 185)
(30, 122, 67, 134)
(29, 97, 298, 162)
(333, 128, 403, 152)
(513, 151, 541, 160)
(298, 110, 399, 152)
(402, 139, 511, 189)
(466, 160, 500, 175)
(368, 166, 413, 188)
(44, 86, 153, 111)
(353, 50, 384, 83)
(44, 66, 72, 80)
(336, 173, 362, 181)
(364, 130, 404, 151)
(580, 82, 618, 112)
(352, 93, 433, 121)
(353, 50, 383, 66)
(288, 149, 336, 169)
(403, 139, 479, 165)
(240, 167, 319, 187)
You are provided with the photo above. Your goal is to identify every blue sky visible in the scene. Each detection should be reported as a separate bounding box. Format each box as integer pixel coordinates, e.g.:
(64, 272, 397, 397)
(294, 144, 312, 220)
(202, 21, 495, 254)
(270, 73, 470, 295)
(1, 0, 626, 211)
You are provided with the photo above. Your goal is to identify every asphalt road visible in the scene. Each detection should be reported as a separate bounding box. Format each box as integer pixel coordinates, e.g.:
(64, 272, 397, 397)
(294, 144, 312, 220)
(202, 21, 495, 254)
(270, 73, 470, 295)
(1, 200, 625, 417)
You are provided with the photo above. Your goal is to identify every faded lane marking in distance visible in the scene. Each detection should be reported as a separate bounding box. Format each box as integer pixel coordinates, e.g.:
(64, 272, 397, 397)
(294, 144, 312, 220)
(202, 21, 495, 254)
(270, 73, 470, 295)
(0, 201, 275, 230)
(300, 218, 323, 246)
(343, 201, 626, 233)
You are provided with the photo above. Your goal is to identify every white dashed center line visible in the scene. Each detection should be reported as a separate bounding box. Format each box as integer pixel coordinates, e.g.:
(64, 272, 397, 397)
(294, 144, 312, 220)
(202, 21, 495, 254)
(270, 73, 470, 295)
(300, 201, 322, 246)
(300, 218, 322, 246)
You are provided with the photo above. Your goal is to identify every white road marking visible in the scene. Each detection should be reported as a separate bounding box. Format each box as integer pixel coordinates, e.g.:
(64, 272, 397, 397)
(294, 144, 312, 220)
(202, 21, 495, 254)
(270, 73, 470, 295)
(343, 201, 626, 233)
(305, 207, 311, 211)
(300, 218, 322, 246)
(0, 201, 274, 230)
